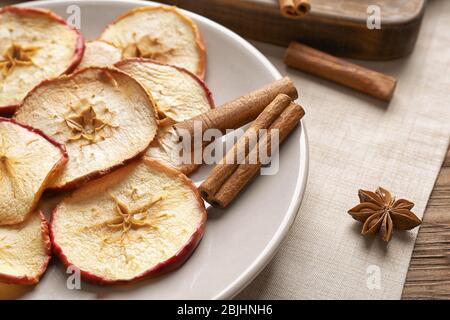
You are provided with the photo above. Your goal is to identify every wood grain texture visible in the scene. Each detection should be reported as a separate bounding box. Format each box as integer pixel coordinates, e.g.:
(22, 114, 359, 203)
(285, 42, 397, 101)
(403, 145, 450, 300)
(2, 0, 20, 5)
(158, 0, 426, 60)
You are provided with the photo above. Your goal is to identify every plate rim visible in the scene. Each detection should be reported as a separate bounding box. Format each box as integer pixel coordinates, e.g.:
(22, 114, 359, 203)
(218, 128, 309, 299)
(16, 0, 309, 300)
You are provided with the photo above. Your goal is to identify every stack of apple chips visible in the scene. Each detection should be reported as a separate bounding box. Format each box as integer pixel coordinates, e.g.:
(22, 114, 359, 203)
(0, 5, 211, 285)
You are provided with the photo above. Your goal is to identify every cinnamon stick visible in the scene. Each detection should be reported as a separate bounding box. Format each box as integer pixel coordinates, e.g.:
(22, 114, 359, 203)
(199, 99, 305, 208)
(284, 41, 397, 102)
(279, 0, 311, 18)
(173, 77, 298, 145)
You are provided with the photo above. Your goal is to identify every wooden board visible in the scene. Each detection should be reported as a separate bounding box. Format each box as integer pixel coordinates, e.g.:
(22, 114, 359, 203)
(158, 0, 426, 60)
(403, 145, 450, 300)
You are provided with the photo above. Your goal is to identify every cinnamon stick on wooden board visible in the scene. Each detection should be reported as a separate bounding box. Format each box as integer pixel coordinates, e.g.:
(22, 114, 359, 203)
(284, 41, 397, 102)
(200, 93, 292, 202)
(199, 95, 305, 208)
(279, 0, 311, 18)
(173, 77, 298, 146)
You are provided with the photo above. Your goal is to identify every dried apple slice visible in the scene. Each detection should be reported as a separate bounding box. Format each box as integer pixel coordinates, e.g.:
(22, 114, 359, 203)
(0, 7, 84, 114)
(116, 59, 213, 124)
(146, 125, 199, 175)
(51, 159, 207, 284)
(0, 212, 51, 285)
(100, 6, 206, 79)
(0, 117, 67, 225)
(14, 67, 158, 191)
(74, 41, 122, 72)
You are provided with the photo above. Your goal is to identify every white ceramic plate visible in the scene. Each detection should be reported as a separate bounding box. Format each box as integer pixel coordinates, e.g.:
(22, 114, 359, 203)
(1, 0, 308, 299)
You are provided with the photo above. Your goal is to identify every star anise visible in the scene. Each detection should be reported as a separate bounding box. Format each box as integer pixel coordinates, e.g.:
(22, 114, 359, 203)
(348, 187, 422, 242)
(0, 43, 39, 77)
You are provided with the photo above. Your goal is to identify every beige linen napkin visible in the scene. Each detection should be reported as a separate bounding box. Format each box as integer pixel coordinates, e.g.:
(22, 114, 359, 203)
(238, 0, 450, 299)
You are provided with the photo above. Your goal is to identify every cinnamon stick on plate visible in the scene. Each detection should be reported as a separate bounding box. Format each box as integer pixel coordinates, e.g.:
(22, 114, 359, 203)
(173, 77, 298, 146)
(199, 95, 305, 208)
(284, 41, 397, 102)
(200, 94, 292, 201)
(279, 0, 311, 18)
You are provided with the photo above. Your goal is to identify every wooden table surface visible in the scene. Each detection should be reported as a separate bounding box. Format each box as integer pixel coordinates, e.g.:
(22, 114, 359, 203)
(1, 0, 449, 300)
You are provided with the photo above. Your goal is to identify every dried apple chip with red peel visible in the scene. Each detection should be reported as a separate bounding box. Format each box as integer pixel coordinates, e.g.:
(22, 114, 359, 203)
(0, 6, 84, 114)
(0, 212, 52, 285)
(100, 6, 206, 79)
(146, 125, 199, 175)
(51, 159, 207, 284)
(74, 41, 122, 72)
(116, 59, 213, 174)
(14, 67, 158, 191)
(0, 117, 67, 225)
